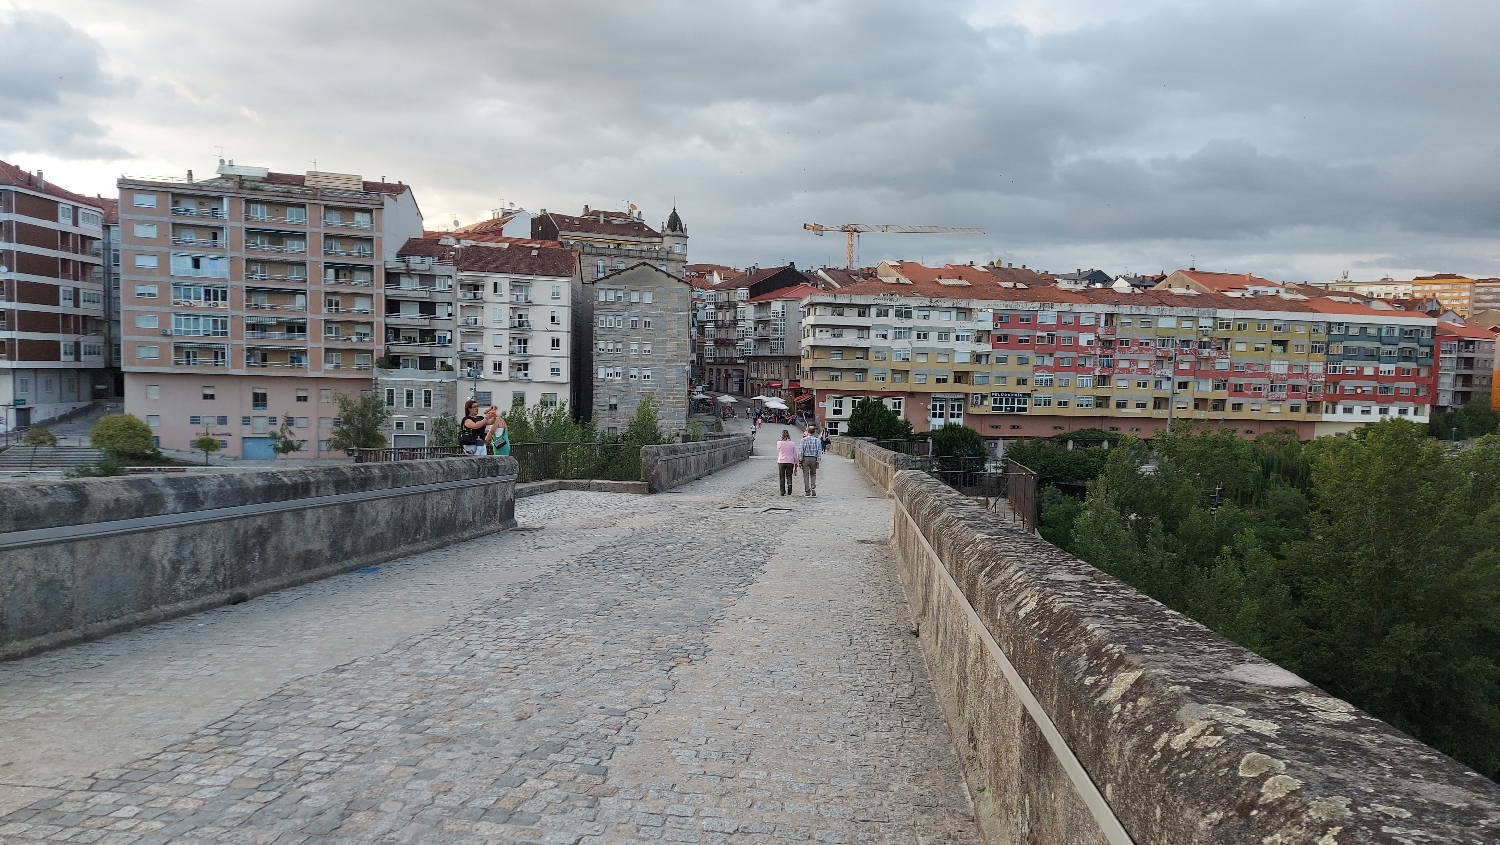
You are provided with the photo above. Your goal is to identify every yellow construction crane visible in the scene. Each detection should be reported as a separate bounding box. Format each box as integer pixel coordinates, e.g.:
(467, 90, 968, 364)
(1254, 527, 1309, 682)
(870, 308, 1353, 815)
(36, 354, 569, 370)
(803, 223, 986, 269)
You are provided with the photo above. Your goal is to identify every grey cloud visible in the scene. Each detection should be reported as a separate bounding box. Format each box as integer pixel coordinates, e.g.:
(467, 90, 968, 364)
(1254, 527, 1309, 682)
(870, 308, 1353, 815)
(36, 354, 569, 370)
(25, 0, 1500, 279)
(0, 10, 127, 158)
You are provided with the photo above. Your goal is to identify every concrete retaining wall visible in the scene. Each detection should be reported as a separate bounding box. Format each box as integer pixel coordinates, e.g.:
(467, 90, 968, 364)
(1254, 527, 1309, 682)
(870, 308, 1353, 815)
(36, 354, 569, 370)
(640, 434, 753, 493)
(845, 440, 1500, 842)
(0, 457, 518, 660)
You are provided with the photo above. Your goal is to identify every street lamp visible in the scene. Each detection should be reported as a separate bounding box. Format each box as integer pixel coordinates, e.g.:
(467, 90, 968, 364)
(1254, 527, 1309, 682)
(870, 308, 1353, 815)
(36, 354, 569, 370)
(465, 364, 481, 400)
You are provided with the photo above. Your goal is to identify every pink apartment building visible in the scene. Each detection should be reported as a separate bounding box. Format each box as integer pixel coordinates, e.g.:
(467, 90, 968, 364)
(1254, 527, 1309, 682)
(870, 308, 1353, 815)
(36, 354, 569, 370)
(118, 163, 422, 458)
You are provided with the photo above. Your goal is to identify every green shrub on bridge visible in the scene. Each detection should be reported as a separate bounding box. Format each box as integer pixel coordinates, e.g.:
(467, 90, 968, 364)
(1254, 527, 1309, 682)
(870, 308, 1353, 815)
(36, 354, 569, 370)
(844, 398, 913, 441)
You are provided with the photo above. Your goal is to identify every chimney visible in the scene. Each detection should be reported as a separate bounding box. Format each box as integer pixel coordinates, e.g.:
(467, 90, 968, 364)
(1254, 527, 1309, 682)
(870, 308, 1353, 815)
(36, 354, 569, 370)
(35, 170, 44, 189)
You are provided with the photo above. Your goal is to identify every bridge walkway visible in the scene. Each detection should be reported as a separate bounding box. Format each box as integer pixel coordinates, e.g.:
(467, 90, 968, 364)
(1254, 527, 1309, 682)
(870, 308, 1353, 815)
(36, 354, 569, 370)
(0, 450, 981, 843)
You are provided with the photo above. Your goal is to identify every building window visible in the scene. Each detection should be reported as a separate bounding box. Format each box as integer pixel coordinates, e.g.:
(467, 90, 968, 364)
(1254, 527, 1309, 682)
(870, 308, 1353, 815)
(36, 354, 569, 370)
(133, 192, 157, 208)
(134, 254, 159, 269)
(144, 384, 159, 399)
(137, 345, 160, 359)
(133, 223, 158, 238)
(202, 386, 216, 400)
(135, 314, 159, 329)
(146, 415, 161, 427)
(423, 390, 433, 409)
(550, 363, 561, 377)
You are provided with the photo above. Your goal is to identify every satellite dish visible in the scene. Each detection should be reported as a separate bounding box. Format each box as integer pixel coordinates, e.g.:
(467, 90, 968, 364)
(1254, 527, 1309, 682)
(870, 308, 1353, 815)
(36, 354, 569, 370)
(452, 219, 460, 228)
(0, 266, 8, 274)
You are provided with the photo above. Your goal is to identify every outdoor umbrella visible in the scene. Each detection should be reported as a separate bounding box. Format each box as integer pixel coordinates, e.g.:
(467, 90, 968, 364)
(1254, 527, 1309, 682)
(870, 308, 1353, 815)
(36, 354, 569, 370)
(763, 398, 788, 410)
(717, 395, 738, 403)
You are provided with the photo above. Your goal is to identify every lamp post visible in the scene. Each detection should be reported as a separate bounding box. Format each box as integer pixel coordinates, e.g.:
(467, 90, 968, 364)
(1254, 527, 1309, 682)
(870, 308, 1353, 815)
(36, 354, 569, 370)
(465, 364, 481, 401)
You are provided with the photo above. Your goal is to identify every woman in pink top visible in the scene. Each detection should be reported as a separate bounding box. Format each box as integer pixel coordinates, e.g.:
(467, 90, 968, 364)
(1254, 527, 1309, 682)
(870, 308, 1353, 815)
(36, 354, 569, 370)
(775, 430, 798, 496)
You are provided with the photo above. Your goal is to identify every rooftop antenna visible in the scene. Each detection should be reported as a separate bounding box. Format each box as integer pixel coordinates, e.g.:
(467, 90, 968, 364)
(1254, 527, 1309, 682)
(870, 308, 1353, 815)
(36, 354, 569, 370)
(309, 159, 317, 171)
(213, 146, 224, 160)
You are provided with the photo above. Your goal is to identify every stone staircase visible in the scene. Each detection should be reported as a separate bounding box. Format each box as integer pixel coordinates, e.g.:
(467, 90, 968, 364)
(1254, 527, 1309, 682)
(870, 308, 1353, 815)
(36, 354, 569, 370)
(0, 446, 105, 471)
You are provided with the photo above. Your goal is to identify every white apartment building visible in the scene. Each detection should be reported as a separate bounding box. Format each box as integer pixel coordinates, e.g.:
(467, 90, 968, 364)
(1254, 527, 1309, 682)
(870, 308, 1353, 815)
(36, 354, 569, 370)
(400, 235, 579, 411)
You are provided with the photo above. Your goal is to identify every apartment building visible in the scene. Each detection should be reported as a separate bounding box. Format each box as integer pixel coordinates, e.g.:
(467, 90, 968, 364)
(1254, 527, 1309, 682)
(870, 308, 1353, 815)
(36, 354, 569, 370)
(0, 162, 110, 429)
(1412, 274, 1474, 317)
(1435, 321, 1495, 411)
(118, 163, 423, 458)
(801, 264, 1438, 441)
(585, 263, 691, 434)
(1471, 278, 1500, 313)
(1305, 275, 1413, 301)
(747, 283, 818, 401)
(700, 265, 813, 395)
(395, 234, 579, 412)
(535, 206, 687, 281)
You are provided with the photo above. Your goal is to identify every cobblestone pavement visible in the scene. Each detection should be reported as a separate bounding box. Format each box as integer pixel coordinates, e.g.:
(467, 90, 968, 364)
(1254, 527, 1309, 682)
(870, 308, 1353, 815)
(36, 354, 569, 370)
(0, 454, 980, 844)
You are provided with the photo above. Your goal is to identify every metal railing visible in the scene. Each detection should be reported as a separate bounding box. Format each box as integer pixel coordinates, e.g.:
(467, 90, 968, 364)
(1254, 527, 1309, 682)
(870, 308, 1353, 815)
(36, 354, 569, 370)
(352, 445, 465, 463)
(509, 441, 643, 483)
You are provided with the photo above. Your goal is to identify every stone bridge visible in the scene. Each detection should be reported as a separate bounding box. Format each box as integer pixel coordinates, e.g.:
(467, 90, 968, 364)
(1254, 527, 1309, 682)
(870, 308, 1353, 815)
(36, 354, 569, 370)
(1, 444, 1498, 844)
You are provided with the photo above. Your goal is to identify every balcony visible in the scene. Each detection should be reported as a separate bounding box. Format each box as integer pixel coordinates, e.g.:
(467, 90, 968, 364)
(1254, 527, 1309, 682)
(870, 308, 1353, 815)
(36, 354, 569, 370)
(385, 313, 452, 327)
(171, 206, 226, 218)
(246, 241, 307, 254)
(459, 316, 482, 327)
(323, 217, 373, 230)
(245, 348, 309, 369)
(509, 349, 532, 357)
(511, 294, 533, 304)
(324, 274, 374, 288)
(510, 319, 532, 330)
(246, 269, 308, 283)
(324, 240, 375, 259)
(170, 234, 225, 248)
(458, 290, 484, 301)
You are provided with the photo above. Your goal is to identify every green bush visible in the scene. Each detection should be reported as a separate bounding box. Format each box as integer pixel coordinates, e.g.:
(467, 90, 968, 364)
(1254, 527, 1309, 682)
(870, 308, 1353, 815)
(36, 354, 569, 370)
(90, 414, 155, 457)
(430, 413, 461, 448)
(929, 423, 984, 459)
(326, 393, 391, 451)
(66, 453, 126, 478)
(21, 426, 57, 447)
(844, 398, 914, 441)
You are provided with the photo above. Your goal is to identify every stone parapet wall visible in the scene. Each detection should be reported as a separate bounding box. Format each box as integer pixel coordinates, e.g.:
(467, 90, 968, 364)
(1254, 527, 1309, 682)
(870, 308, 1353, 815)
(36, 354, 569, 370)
(639, 434, 753, 493)
(0, 458, 518, 660)
(847, 439, 1500, 842)
(831, 437, 913, 495)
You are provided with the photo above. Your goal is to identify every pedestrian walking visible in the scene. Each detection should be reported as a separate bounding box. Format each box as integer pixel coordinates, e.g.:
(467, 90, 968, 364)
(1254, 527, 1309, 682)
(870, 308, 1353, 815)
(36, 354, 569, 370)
(799, 426, 823, 497)
(776, 429, 797, 496)
(460, 399, 489, 456)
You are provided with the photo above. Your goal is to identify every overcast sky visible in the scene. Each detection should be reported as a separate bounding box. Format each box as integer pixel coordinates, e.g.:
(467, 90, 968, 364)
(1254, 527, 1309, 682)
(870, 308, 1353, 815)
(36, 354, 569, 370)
(7, 0, 1499, 281)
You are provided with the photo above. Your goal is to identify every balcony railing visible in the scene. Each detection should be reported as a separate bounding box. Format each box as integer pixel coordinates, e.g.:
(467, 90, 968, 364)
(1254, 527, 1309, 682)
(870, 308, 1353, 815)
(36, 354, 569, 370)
(386, 313, 438, 322)
(511, 319, 532, 330)
(171, 207, 227, 218)
(512, 294, 532, 304)
(324, 277, 373, 287)
(170, 236, 224, 248)
(247, 302, 307, 311)
(246, 213, 307, 225)
(246, 242, 307, 254)
(245, 361, 309, 369)
(458, 291, 484, 301)
(460, 317, 481, 326)
(245, 331, 310, 340)
(171, 357, 228, 366)
(172, 298, 230, 308)
(247, 272, 308, 283)
(324, 246, 375, 258)
(324, 218, 374, 230)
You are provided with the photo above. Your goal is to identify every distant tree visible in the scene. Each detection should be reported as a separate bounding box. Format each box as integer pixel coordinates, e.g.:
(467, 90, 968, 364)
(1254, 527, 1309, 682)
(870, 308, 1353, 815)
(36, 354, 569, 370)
(1430, 394, 1499, 441)
(21, 426, 57, 447)
(929, 423, 985, 459)
(430, 412, 461, 448)
(326, 393, 391, 451)
(844, 398, 914, 441)
(270, 414, 304, 458)
(90, 414, 155, 458)
(192, 436, 221, 466)
(624, 397, 665, 447)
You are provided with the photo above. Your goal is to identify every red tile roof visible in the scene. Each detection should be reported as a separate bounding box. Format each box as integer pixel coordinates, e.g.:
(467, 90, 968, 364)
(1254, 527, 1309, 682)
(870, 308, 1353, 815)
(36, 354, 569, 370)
(98, 196, 119, 225)
(749, 283, 820, 303)
(1414, 273, 1472, 281)
(1438, 321, 1498, 340)
(396, 236, 576, 277)
(0, 159, 106, 210)
(539, 211, 661, 239)
(424, 231, 563, 250)
(1162, 269, 1282, 292)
